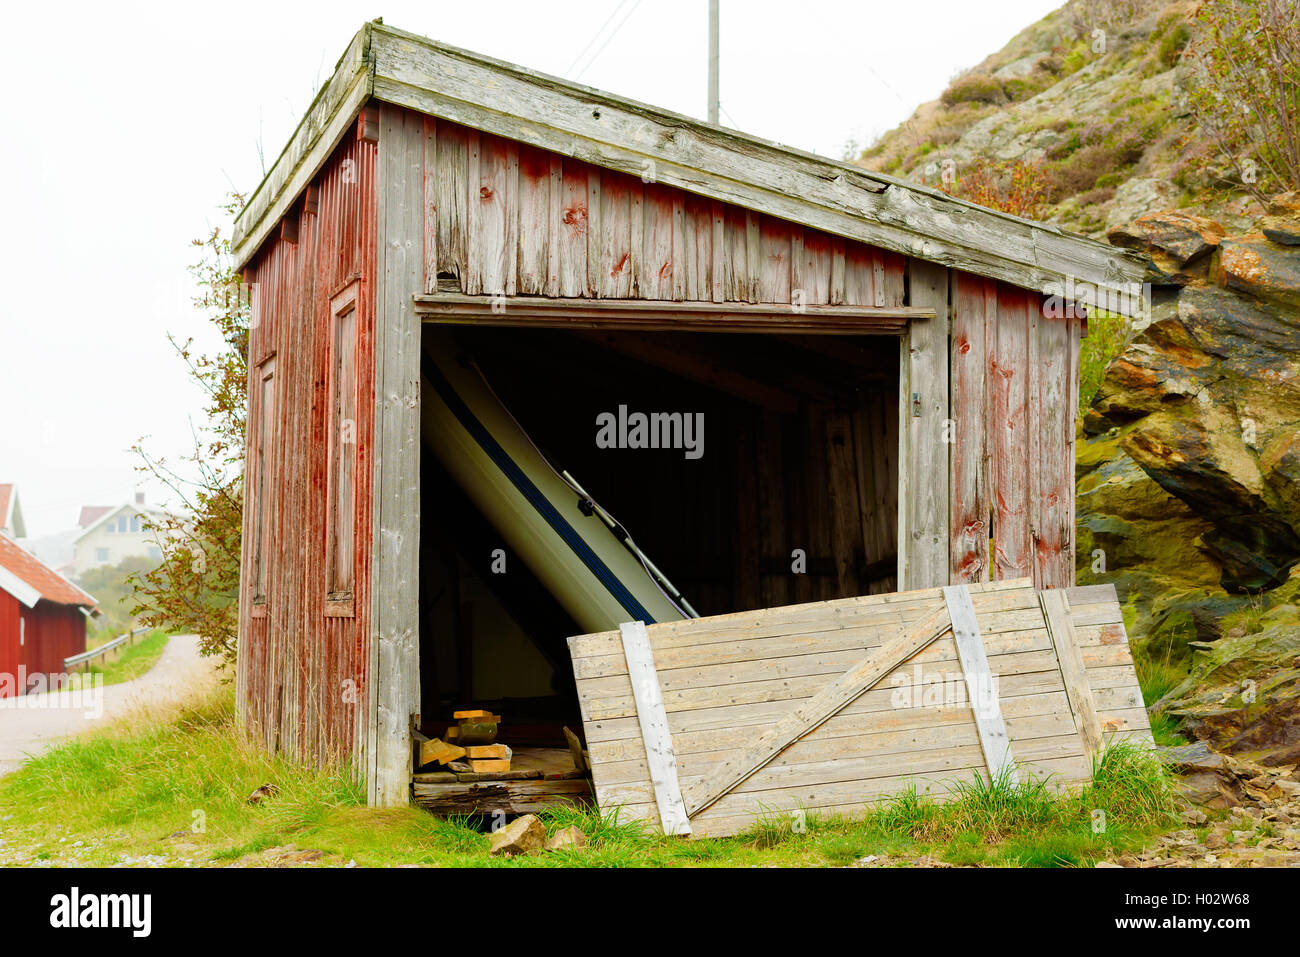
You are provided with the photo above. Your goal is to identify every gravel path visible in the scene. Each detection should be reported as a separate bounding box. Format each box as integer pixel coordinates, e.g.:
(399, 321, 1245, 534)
(0, 634, 209, 777)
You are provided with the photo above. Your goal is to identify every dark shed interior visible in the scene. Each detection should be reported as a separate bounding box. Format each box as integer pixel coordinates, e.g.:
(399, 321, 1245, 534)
(417, 327, 900, 745)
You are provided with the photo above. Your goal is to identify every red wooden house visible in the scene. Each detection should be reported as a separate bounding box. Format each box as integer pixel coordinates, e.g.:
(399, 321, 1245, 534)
(230, 22, 1153, 806)
(0, 534, 97, 697)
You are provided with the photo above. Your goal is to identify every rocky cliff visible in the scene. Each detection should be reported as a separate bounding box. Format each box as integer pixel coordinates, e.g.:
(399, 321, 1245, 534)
(1079, 197, 1300, 770)
(856, 0, 1299, 790)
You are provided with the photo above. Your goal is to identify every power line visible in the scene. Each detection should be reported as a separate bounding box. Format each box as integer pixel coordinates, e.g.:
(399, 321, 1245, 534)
(571, 0, 644, 82)
(564, 0, 631, 77)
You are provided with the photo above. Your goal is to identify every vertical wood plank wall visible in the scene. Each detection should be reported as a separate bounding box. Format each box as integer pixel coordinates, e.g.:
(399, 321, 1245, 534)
(0, 595, 86, 696)
(368, 106, 424, 806)
(951, 274, 1081, 590)
(236, 130, 378, 773)
(420, 115, 906, 307)
(20, 604, 87, 679)
(0, 590, 17, 696)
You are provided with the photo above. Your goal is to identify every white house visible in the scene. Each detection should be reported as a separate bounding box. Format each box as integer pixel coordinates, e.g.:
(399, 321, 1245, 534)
(71, 493, 172, 575)
(0, 485, 26, 540)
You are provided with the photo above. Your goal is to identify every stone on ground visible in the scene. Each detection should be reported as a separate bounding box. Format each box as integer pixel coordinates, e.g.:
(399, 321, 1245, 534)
(544, 825, 588, 852)
(488, 814, 546, 857)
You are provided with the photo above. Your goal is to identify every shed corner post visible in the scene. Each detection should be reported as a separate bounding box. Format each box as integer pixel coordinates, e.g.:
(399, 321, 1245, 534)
(897, 258, 953, 591)
(367, 102, 424, 807)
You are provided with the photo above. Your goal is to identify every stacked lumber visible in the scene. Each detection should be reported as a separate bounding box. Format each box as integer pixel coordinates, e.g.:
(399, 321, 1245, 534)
(411, 747, 593, 814)
(409, 715, 597, 816)
(444, 710, 511, 772)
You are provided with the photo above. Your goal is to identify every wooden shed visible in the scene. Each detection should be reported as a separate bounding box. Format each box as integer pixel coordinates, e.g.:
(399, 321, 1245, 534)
(230, 22, 1151, 809)
(0, 534, 96, 696)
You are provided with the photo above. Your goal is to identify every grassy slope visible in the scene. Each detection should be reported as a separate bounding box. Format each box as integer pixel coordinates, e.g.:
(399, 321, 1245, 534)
(0, 676, 1178, 868)
(857, 0, 1251, 239)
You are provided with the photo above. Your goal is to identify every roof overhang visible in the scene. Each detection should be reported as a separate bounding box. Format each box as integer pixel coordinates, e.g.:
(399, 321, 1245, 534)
(232, 21, 1155, 316)
(0, 564, 40, 608)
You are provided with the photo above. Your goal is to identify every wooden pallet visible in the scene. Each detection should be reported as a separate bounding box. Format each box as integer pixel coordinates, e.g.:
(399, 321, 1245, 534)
(568, 578, 1151, 838)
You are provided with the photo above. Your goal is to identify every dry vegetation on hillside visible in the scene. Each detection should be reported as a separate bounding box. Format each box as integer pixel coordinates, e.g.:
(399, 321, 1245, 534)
(856, 0, 1289, 238)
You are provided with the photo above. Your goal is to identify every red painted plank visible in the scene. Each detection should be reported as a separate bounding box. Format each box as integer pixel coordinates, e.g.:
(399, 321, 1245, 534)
(951, 273, 993, 584)
(640, 182, 676, 300)
(516, 144, 552, 296)
(990, 284, 1032, 580)
(1033, 301, 1072, 588)
(238, 129, 376, 768)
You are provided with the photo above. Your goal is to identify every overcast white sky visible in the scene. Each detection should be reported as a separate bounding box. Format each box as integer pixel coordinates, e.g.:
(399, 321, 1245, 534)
(0, 0, 1060, 538)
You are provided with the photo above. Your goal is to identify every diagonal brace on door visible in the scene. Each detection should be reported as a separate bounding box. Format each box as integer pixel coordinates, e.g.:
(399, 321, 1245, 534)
(679, 602, 955, 820)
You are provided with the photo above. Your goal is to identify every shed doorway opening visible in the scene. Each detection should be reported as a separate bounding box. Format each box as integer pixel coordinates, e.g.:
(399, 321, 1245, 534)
(415, 324, 900, 809)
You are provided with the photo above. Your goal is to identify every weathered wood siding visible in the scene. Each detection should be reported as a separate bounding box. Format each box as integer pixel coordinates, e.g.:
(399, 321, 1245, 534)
(237, 129, 378, 771)
(950, 275, 1081, 590)
(413, 109, 1079, 593)
(420, 116, 906, 307)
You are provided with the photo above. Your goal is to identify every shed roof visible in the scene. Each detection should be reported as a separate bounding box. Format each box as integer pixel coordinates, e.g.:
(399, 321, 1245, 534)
(232, 21, 1153, 309)
(0, 533, 97, 610)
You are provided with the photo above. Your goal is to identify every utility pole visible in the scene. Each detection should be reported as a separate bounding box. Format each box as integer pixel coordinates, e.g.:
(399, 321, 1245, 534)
(707, 0, 719, 124)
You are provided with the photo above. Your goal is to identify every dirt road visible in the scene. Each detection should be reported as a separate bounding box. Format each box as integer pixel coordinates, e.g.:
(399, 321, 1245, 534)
(0, 634, 211, 777)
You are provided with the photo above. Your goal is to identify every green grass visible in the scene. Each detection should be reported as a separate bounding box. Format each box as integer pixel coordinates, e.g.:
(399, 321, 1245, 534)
(84, 630, 170, 686)
(1078, 310, 1132, 415)
(1132, 641, 1190, 746)
(0, 681, 1181, 868)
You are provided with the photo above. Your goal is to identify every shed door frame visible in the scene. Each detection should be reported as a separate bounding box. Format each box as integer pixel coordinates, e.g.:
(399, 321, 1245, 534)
(383, 272, 954, 807)
(413, 280, 951, 595)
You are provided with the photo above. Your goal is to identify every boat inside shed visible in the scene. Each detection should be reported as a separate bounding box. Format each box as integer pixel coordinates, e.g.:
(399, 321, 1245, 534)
(414, 325, 901, 809)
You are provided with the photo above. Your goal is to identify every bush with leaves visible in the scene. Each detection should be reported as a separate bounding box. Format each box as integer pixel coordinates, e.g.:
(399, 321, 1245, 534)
(132, 197, 248, 666)
(76, 555, 158, 642)
(942, 157, 1051, 221)
(1184, 0, 1300, 199)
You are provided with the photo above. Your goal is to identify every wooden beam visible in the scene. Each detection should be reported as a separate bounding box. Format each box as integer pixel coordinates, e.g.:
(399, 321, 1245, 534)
(679, 601, 953, 819)
(367, 104, 423, 807)
(898, 260, 952, 590)
(572, 330, 801, 414)
(1040, 588, 1103, 755)
(414, 292, 926, 335)
(418, 737, 466, 766)
(412, 778, 592, 815)
(563, 726, 588, 773)
(942, 584, 1018, 783)
(358, 103, 381, 143)
(619, 621, 692, 836)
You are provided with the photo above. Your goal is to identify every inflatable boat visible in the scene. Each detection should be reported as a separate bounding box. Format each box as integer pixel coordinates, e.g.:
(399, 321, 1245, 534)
(420, 332, 695, 634)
